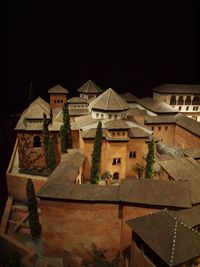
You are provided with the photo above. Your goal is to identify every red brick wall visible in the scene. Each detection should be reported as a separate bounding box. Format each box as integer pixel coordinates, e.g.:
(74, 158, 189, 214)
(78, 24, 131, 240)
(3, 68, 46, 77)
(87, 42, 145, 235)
(50, 94, 67, 110)
(39, 200, 157, 261)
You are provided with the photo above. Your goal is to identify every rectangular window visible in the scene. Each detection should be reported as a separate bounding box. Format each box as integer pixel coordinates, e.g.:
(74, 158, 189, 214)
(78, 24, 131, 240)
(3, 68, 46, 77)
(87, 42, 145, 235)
(129, 151, 136, 158)
(193, 106, 196, 111)
(151, 126, 154, 131)
(179, 106, 182, 111)
(165, 126, 168, 130)
(112, 158, 121, 165)
(158, 126, 161, 131)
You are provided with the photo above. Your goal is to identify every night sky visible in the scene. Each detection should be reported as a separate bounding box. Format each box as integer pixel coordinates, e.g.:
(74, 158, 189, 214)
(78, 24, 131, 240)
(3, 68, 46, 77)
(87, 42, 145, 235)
(4, 1, 200, 117)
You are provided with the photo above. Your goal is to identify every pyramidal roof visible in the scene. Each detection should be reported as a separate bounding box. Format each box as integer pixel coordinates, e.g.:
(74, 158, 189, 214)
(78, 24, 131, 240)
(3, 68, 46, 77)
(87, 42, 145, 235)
(90, 88, 130, 111)
(48, 84, 69, 94)
(77, 80, 103, 93)
(127, 209, 200, 266)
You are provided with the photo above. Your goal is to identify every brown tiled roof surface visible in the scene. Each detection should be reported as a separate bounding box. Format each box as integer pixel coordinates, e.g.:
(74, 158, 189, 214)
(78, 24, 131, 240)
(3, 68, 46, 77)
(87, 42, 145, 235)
(172, 204, 200, 227)
(77, 80, 103, 93)
(37, 177, 192, 208)
(90, 88, 130, 111)
(15, 97, 50, 130)
(128, 127, 150, 138)
(153, 83, 200, 94)
(119, 179, 191, 208)
(127, 108, 148, 116)
(159, 157, 200, 181)
(67, 97, 88, 103)
(105, 119, 130, 130)
(127, 209, 200, 266)
(137, 97, 178, 113)
(175, 113, 200, 137)
(69, 109, 89, 116)
(81, 128, 107, 139)
(183, 147, 200, 158)
(189, 178, 200, 205)
(120, 92, 138, 102)
(48, 84, 69, 94)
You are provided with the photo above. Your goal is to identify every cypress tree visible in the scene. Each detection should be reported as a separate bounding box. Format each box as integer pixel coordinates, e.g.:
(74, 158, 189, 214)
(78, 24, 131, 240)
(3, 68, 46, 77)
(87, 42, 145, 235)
(43, 113, 49, 165)
(90, 121, 103, 184)
(60, 102, 72, 152)
(145, 138, 155, 179)
(26, 179, 41, 238)
(47, 136, 57, 171)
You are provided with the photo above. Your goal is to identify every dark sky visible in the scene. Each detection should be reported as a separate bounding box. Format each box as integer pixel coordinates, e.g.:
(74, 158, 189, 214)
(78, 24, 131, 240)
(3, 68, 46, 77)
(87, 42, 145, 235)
(3, 1, 200, 117)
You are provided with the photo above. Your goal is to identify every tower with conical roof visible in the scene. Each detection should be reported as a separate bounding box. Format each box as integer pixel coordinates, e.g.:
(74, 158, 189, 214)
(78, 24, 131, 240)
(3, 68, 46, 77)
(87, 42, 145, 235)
(48, 85, 69, 110)
(89, 88, 130, 119)
(77, 80, 103, 100)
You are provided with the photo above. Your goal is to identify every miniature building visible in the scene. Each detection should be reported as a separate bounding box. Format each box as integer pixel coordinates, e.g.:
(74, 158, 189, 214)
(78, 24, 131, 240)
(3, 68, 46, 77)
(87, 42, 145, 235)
(127, 209, 200, 267)
(48, 84, 69, 110)
(77, 79, 103, 100)
(153, 84, 200, 121)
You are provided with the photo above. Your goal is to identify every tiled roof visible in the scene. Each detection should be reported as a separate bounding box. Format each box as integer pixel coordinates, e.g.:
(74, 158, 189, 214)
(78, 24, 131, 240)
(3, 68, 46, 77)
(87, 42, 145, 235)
(127, 209, 200, 266)
(144, 115, 176, 124)
(159, 157, 200, 181)
(172, 204, 200, 228)
(105, 119, 130, 130)
(137, 97, 178, 114)
(77, 80, 103, 93)
(153, 83, 200, 94)
(15, 97, 50, 130)
(183, 147, 200, 158)
(81, 128, 107, 139)
(128, 127, 150, 138)
(37, 177, 192, 208)
(120, 92, 138, 102)
(119, 178, 191, 208)
(90, 88, 130, 111)
(67, 97, 88, 104)
(175, 113, 200, 137)
(48, 84, 69, 94)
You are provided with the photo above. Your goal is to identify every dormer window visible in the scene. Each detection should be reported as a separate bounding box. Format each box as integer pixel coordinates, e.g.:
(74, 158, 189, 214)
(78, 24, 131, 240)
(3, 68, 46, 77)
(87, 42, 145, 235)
(33, 136, 41, 148)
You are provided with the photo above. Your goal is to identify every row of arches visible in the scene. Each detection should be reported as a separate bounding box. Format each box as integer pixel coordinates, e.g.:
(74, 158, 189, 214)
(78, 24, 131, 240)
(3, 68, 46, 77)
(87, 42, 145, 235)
(170, 95, 195, 105)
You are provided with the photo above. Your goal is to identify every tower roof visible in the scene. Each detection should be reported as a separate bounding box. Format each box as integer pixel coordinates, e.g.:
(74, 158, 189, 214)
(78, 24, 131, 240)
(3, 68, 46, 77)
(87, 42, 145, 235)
(90, 88, 130, 111)
(48, 84, 69, 94)
(77, 80, 103, 93)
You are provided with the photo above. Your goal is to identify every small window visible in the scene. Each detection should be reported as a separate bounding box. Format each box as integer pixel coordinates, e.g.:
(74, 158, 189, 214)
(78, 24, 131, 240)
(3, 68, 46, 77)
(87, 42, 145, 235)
(54, 100, 57, 103)
(57, 100, 60, 103)
(112, 132, 115, 136)
(114, 114, 117, 119)
(196, 107, 199, 111)
(152, 126, 154, 131)
(117, 132, 120, 136)
(109, 114, 112, 119)
(179, 106, 182, 111)
(186, 106, 189, 111)
(129, 151, 136, 158)
(165, 126, 168, 130)
(33, 136, 41, 148)
(101, 114, 104, 118)
(112, 158, 121, 165)
(158, 126, 161, 131)
(193, 106, 196, 111)
(60, 100, 63, 103)
(96, 113, 99, 118)
(164, 99, 167, 102)
(122, 132, 125, 136)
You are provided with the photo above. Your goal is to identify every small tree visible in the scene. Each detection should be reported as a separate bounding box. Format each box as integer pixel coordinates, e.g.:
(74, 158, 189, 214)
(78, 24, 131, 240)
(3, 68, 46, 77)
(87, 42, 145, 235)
(145, 139, 155, 179)
(47, 136, 57, 171)
(26, 179, 41, 237)
(60, 102, 72, 153)
(43, 113, 49, 165)
(90, 121, 103, 184)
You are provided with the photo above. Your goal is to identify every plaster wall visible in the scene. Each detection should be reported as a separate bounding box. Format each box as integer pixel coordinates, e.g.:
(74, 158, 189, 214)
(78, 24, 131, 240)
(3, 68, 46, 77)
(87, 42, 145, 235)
(153, 92, 171, 105)
(146, 124, 176, 144)
(49, 93, 67, 110)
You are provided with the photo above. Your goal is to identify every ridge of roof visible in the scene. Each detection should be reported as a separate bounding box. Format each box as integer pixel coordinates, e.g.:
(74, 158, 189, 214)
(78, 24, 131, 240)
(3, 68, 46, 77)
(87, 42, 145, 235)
(153, 84, 200, 94)
(77, 80, 103, 93)
(48, 84, 69, 94)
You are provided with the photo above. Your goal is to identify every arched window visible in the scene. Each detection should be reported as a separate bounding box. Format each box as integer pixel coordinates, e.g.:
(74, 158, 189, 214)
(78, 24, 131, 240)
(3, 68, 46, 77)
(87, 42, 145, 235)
(178, 96, 184, 105)
(170, 96, 176, 105)
(33, 136, 41, 148)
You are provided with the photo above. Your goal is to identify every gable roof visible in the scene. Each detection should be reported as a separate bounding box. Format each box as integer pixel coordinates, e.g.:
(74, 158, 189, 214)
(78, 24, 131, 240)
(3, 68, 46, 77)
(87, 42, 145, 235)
(77, 80, 103, 93)
(90, 88, 130, 111)
(137, 97, 178, 114)
(159, 157, 200, 181)
(127, 209, 200, 266)
(153, 84, 200, 94)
